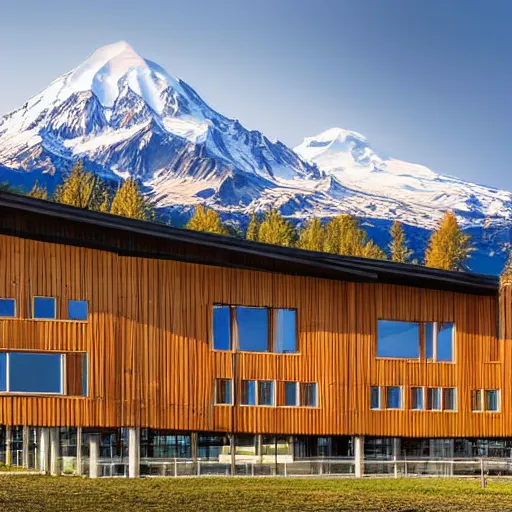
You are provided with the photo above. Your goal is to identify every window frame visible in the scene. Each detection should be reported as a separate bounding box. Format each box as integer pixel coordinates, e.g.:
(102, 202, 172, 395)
(240, 379, 257, 406)
(411, 387, 424, 411)
(370, 386, 381, 410)
(376, 320, 421, 360)
(386, 386, 403, 410)
(442, 387, 457, 412)
(472, 389, 500, 413)
(258, 380, 276, 407)
(214, 378, 233, 406)
(300, 382, 318, 408)
(0, 298, 16, 319)
(274, 309, 298, 354)
(426, 322, 455, 363)
(32, 296, 57, 320)
(283, 381, 299, 407)
(67, 299, 89, 321)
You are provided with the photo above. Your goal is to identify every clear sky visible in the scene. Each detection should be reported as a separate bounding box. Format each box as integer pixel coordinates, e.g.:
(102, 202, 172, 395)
(1, 0, 511, 188)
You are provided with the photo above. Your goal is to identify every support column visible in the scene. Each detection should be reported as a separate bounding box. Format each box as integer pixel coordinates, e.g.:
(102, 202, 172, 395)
(89, 434, 100, 479)
(354, 436, 364, 478)
(5, 426, 11, 466)
(38, 428, 50, 473)
(22, 426, 30, 468)
(257, 434, 263, 463)
(191, 432, 198, 462)
(50, 428, 60, 476)
(392, 437, 401, 478)
(76, 427, 83, 476)
(447, 439, 454, 477)
(128, 427, 140, 478)
(230, 434, 236, 476)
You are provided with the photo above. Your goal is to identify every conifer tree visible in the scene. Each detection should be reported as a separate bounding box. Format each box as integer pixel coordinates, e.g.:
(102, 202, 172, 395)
(425, 211, 472, 271)
(501, 250, 512, 285)
(324, 215, 367, 256)
(257, 209, 297, 247)
(389, 220, 413, 263)
(361, 240, 387, 260)
(110, 178, 153, 221)
(27, 181, 49, 201)
(246, 212, 261, 241)
(297, 217, 326, 252)
(186, 205, 229, 235)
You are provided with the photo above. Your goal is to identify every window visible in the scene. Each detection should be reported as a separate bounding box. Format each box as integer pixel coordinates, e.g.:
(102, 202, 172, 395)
(68, 300, 88, 321)
(486, 390, 499, 412)
(386, 387, 402, 409)
(426, 322, 454, 362)
(213, 306, 231, 350)
(241, 380, 257, 405)
(411, 387, 424, 410)
(259, 381, 275, 406)
(370, 386, 381, 409)
(0, 299, 16, 318)
(0, 353, 6, 392)
(443, 388, 456, 411)
(427, 388, 442, 411)
(215, 379, 232, 405)
(236, 307, 269, 352)
(275, 309, 297, 353)
(284, 382, 298, 406)
(9, 352, 63, 393)
(377, 321, 420, 358)
(471, 389, 482, 412)
(33, 297, 57, 319)
(472, 389, 500, 412)
(301, 383, 318, 407)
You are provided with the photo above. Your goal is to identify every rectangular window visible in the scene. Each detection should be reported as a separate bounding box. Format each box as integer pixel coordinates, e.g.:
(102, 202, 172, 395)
(0, 299, 16, 318)
(370, 386, 381, 409)
(386, 386, 402, 409)
(300, 383, 317, 407)
(33, 297, 57, 320)
(471, 390, 482, 412)
(284, 382, 298, 406)
(213, 306, 231, 351)
(411, 387, 424, 410)
(275, 309, 297, 353)
(258, 381, 275, 406)
(241, 380, 257, 406)
(427, 388, 441, 411)
(215, 379, 232, 405)
(485, 390, 499, 412)
(377, 320, 420, 358)
(237, 307, 269, 352)
(0, 353, 6, 392)
(426, 322, 454, 362)
(68, 300, 88, 321)
(9, 352, 63, 394)
(443, 388, 456, 411)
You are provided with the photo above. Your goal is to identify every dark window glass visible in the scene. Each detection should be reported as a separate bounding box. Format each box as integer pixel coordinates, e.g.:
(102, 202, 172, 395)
(411, 387, 424, 410)
(213, 306, 231, 351)
(443, 388, 456, 411)
(215, 379, 232, 405)
(425, 323, 434, 359)
(0, 299, 15, 318)
(386, 386, 402, 409)
(427, 388, 441, 410)
(237, 307, 269, 352)
(9, 352, 62, 393)
(259, 381, 274, 406)
(0, 353, 6, 391)
(377, 321, 420, 358)
(284, 382, 298, 406)
(485, 390, 499, 412)
(33, 297, 57, 319)
(301, 383, 317, 407)
(68, 300, 88, 321)
(275, 309, 297, 353)
(471, 390, 482, 411)
(438, 323, 454, 361)
(370, 387, 380, 409)
(241, 380, 256, 405)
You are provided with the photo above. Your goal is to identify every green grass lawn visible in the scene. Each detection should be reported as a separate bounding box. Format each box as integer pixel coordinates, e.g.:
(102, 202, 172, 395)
(1, 476, 512, 511)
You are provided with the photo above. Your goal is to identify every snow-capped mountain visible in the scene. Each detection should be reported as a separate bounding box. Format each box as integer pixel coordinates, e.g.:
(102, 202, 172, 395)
(0, 41, 510, 274)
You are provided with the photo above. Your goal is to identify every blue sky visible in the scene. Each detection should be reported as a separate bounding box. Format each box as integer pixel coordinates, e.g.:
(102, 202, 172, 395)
(1, 0, 511, 188)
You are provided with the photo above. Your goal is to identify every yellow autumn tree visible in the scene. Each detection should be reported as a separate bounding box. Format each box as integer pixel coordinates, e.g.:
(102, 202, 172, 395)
(245, 212, 261, 241)
(110, 178, 153, 221)
(425, 211, 472, 271)
(187, 205, 229, 235)
(297, 217, 326, 252)
(501, 251, 512, 285)
(27, 181, 49, 201)
(257, 209, 297, 247)
(389, 220, 413, 263)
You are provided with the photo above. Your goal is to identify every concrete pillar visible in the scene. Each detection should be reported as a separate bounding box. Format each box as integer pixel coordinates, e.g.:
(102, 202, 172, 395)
(89, 434, 100, 479)
(128, 427, 140, 478)
(447, 439, 454, 476)
(50, 428, 60, 476)
(230, 434, 236, 475)
(38, 428, 50, 473)
(191, 432, 198, 461)
(22, 426, 30, 468)
(392, 437, 401, 478)
(76, 427, 83, 476)
(354, 436, 364, 478)
(257, 434, 263, 462)
(5, 426, 11, 466)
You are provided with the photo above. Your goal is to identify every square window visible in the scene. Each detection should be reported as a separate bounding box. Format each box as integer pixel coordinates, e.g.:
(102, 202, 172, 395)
(370, 386, 380, 409)
(33, 297, 57, 320)
(275, 309, 297, 353)
(213, 306, 231, 351)
(241, 380, 257, 405)
(485, 390, 499, 412)
(471, 390, 482, 411)
(386, 386, 402, 409)
(411, 387, 424, 410)
(377, 321, 420, 358)
(237, 307, 269, 352)
(259, 381, 274, 406)
(284, 382, 298, 406)
(443, 388, 456, 411)
(9, 352, 63, 394)
(68, 300, 88, 321)
(0, 299, 16, 318)
(215, 379, 232, 405)
(427, 388, 441, 411)
(301, 383, 317, 407)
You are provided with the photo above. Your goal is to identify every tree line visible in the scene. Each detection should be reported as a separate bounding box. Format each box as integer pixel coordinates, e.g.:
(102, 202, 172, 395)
(2, 161, 473, 272)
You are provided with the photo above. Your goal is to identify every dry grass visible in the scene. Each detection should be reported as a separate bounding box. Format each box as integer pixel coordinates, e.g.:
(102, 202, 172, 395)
(1, 476, 512, 511)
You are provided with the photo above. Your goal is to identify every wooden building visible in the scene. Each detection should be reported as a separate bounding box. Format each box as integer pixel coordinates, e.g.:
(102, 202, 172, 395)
(0, 190, 508, 477)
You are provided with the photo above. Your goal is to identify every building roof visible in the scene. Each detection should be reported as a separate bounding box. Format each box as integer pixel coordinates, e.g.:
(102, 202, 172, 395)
(0, 190, 499, 296)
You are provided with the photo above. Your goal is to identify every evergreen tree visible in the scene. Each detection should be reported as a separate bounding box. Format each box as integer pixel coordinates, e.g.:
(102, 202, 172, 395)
(425, 211, 472, 271)
(246, 212, 261, 241)
(186, 205, 229, 235)
(324, 215, 367, 256)
(389, 220, 413, 263)
(27, 181, 49, 201)
(110, 178, 153, 221)
(297, 217, 326, 252)
(257, 209, 297, 247)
